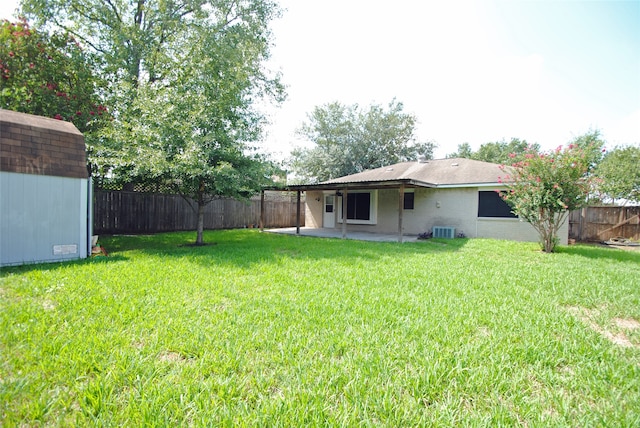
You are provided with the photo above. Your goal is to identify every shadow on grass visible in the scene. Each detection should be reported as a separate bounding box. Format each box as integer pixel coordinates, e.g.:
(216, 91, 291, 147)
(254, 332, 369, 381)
(557, 243, 640, 264)
(97, 230, 469, 269)
(0, 255, 129, 276)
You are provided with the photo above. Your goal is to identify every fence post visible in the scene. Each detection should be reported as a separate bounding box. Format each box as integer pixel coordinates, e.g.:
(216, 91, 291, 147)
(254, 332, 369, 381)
(580, 207, 586, 241)
(260, 190, 265, 231)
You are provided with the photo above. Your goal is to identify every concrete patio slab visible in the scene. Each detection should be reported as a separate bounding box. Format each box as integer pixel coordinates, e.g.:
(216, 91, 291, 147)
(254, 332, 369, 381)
(264, 227, 418, 243)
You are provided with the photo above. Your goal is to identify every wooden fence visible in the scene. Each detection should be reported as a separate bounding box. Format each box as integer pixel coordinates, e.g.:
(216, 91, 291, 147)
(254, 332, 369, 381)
(569, 206, 640, 242)
(93, 190, 304, 234)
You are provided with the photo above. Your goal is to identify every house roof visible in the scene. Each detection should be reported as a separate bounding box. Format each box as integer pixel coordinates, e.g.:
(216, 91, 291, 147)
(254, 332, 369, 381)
(286, 158, 509, 191)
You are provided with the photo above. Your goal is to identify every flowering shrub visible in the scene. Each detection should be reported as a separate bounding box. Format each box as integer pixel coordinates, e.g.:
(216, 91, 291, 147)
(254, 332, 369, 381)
(0, 19, 108, 132)
(499, 144, 596, 252)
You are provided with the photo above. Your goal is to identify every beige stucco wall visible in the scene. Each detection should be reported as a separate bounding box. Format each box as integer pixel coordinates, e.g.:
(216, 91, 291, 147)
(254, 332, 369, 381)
(305, 191, 324, 228)
(303, 187, 568, 245)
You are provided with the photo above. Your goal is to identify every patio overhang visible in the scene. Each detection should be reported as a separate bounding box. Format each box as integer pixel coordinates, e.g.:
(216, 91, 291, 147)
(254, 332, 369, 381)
(261, 179, 433, 243)
(279, 178, 436, 192)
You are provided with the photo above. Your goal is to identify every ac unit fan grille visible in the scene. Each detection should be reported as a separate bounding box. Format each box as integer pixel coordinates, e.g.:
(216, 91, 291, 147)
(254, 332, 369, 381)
(433, 226, 455, 239)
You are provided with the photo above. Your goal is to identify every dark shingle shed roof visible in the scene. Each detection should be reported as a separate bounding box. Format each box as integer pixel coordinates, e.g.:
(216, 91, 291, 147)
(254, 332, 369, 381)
(0, 109, 87, 179)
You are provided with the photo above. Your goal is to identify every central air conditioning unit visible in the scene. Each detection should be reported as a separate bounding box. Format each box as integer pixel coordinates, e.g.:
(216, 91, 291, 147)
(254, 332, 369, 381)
(432, 226, 456, 239)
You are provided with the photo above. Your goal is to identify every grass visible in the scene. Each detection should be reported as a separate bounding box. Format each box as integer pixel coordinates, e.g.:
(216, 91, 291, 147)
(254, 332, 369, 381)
(1, 230, 639, 426)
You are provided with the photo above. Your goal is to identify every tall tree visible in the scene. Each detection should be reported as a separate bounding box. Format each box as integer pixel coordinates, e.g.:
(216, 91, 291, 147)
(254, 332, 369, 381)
(289, 99, 435, 183)
(21, 0, 285, 245)
(595, 145, 640, 205)
(448, 138, 539, 164)
(0, 19, 107, 133)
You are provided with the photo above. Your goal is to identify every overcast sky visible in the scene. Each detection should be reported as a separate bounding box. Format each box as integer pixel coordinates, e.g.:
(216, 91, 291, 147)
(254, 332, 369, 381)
(3, 0, 639, 160)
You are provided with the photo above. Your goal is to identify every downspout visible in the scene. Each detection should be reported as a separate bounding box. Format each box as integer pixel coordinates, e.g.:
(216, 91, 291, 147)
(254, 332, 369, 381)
(87, 176, 93, 258)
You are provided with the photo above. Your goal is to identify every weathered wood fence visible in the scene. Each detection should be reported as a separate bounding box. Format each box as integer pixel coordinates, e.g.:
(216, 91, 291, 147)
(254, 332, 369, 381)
(93, 189, 304, 234)
(569, 206, 640, 242)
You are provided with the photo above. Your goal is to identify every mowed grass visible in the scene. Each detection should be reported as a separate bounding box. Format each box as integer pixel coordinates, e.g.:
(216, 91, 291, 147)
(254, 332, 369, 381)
(1, 230, 639, 426)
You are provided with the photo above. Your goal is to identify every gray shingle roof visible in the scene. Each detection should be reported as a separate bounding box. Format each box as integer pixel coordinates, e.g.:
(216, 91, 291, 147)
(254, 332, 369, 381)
(322, 158, 507, 187)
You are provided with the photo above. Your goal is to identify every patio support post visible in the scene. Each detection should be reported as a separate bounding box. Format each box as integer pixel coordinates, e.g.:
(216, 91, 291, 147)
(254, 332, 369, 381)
(341, 187, 348, 239)
(398, 184, 405, 243)
(296, 190, 301, 235)
(260, 189, 265, 231)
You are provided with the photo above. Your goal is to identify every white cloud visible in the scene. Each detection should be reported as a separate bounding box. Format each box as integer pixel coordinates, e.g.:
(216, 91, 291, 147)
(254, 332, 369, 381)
(0, 0, 20, 20)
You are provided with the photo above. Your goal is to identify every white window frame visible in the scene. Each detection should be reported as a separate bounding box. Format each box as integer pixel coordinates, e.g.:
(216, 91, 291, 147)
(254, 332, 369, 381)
(337, 190, 378, 225)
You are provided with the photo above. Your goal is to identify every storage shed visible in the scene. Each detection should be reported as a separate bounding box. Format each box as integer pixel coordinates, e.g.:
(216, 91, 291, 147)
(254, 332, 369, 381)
(1, 109, 91, 266)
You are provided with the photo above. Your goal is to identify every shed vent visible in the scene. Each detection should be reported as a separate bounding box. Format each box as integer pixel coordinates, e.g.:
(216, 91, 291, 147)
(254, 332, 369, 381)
(432, 226, 456, 239)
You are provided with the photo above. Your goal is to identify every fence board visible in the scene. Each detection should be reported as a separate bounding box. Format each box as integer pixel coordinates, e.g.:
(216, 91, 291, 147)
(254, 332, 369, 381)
(569, 206, 640, 242)
(93, 190, 304, 234)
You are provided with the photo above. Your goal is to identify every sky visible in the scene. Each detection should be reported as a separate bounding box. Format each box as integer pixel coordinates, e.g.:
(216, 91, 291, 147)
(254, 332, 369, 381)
(3, 0, 639, 160)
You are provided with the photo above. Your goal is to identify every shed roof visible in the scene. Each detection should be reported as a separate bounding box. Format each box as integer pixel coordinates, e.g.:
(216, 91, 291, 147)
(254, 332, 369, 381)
(0, 109, 87, 179)
(287, 158, 509, 191)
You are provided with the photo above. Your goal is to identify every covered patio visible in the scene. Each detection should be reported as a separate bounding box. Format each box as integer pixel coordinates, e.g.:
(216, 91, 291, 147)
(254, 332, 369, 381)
(259, 178, 426, 243)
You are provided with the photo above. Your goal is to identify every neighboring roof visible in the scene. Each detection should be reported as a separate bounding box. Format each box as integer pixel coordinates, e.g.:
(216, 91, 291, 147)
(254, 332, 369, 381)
(286, 158, 508, 191)
(0, 109, 87, 179)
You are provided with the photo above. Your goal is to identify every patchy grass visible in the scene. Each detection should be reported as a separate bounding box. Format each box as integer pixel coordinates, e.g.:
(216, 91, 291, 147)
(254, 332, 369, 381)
(1, 230, 639, 426)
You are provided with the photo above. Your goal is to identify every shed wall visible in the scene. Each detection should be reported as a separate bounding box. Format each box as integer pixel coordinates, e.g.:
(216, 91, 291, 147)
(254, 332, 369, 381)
(1, 172, 89, 266)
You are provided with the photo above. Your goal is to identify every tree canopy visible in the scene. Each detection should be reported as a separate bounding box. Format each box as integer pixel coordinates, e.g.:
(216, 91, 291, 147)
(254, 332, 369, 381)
(0, 19, 107, 133)
(595, 145, 640, 205)
(447, 138, 539, 164)
(288, 100, 436, 183)
(20, 0, 285, 244)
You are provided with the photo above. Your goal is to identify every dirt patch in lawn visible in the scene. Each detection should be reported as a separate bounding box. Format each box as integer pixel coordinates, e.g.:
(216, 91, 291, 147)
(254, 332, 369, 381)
(158, 350, 195, 364)
(566, 306, 639, 349)
(614, 317, 640, 330)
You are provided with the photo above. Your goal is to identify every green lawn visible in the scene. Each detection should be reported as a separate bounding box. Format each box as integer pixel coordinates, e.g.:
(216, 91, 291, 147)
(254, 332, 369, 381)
(1, 230, 639, 426)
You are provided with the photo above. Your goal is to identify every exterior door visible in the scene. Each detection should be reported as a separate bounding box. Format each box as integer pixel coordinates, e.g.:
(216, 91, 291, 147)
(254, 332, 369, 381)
(323, 194, 335, 228)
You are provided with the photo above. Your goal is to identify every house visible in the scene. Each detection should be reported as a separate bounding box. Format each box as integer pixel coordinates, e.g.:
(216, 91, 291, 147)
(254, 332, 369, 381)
(276, 157, 568, 244)
(0, 109, 91, 266)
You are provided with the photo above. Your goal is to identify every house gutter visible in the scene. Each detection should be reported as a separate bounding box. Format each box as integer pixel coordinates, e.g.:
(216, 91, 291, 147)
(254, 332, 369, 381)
(280, 178, 434, 192)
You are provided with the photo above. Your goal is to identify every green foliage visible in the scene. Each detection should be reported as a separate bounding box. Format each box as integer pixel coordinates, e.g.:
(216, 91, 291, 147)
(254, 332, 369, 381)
(2, 231, 639, 425)
(289, 99, 436, 183)
(568, 129, 606, 171)
(448, 138, 539, 164)
(500, 138, 601, 252)
(449, 142, 473, 158)
(595, 145, 640, 205)
(21, 0, 286, 244)
(0, 19, 107, 133)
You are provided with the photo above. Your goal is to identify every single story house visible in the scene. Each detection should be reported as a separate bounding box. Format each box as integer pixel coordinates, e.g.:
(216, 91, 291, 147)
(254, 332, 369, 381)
(0, 109, 92, 266)
(271, 157, 568, 244)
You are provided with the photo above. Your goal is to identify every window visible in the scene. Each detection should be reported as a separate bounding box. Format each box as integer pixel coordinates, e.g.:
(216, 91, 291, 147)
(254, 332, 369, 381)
(325, 195, 334, 213)
(338, 191, 377, 224)
(403, 192, 414, 210)
(478, 191, 517, 218)
(346, 192, 370, 220)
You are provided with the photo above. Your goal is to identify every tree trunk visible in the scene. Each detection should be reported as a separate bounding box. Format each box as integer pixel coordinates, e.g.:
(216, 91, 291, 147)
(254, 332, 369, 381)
(195, 179, 206, 245)
(196, 202, 205, 245)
